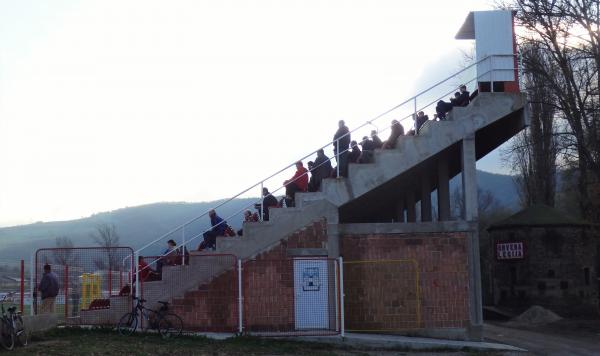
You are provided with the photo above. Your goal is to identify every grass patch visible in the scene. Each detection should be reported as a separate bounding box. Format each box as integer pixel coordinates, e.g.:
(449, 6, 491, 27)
(10, 327, 509, 355)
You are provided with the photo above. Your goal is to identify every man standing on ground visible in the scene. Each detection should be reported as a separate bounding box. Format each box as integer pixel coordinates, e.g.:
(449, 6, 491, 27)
(38, 264, 59, 314)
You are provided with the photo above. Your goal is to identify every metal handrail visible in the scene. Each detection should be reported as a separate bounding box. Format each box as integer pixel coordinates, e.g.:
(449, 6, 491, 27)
(131, 54, 517, 260)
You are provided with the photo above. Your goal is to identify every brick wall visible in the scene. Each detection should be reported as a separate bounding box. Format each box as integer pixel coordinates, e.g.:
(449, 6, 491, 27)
(341, 232, 470, 330)
(171, 219, 328, 332)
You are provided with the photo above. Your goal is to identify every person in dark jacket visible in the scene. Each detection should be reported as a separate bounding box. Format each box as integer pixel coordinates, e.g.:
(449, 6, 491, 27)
(38, 264, 59, 314)
(382, 120, 404, 149)
(359, 136, 375, 163)
(435, 85, 470, 120)
(283, 161, 309, 207)
(348, 140, 361, 163)
(454, 85, 470, 107)
(333, 120, 351, 177)
(371, 130, 383, 149)
(311, 149, 332, 190)
(257, 187, 278, 221)
(415, 111, 430, 134)
(198, 210, 230, 251)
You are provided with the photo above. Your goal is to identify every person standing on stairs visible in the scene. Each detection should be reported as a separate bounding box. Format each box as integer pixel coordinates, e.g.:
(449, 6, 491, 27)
(382, 119, 404, 149)
(283, 161, 308, 207)
(333, 120, 351, 177)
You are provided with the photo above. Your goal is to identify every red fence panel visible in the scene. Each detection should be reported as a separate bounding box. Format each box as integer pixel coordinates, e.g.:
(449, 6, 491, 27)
(34, 247, 134, 325)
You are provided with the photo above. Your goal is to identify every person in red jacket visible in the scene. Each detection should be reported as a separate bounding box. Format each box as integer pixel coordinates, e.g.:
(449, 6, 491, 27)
(283, 161, 308, 207)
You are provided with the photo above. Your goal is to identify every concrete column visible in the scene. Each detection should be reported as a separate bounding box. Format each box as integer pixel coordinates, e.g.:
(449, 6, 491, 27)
(461, 136, 478, 221)
(420, 173, 432, 222)
(327, 224, 340, 258)
(406, 190, 416, 223)
(437, 157, 450, 221)
(461, 136, 483, 339)
(396, 198, 406, 223)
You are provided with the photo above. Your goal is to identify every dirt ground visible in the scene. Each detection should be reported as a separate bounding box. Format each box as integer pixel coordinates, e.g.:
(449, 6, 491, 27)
(484, 319, 600, 356)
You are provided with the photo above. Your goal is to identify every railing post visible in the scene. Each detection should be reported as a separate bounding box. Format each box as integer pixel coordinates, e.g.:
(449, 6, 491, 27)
(30, 253, 35, 316)
(237, 259, 243, 334)
(490, 56, 494, 93)
(20, 260, 24, 314)
(259, 182, 264, 222)
(336, 138, 340, 178)
(182, 227, 186, 265)
(338, 256, 345, 338)
(134, 251, 140, 300)
(64, 264, 69, 320)
(413, 97, 417, 122)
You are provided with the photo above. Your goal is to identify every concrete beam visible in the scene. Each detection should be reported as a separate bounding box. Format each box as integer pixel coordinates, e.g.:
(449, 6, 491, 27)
(338, 221, 477, 235)
(420, 172, 432, 222)
(437, 155, 450, 221)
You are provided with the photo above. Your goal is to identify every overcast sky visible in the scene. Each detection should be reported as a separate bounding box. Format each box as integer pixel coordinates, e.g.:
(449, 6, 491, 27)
(0, 0, 504, 227)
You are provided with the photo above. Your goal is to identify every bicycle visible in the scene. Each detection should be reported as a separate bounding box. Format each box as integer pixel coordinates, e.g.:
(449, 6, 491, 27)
(117, 297, 183, 339)
(1, 292, 27, 350)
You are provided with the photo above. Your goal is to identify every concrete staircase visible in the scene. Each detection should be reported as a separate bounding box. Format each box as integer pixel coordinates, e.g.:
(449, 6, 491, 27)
(87, 91, 527, 327)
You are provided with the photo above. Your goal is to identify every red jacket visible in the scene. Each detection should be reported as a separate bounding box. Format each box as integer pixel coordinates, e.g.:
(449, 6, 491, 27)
(287, 167, 309, 191)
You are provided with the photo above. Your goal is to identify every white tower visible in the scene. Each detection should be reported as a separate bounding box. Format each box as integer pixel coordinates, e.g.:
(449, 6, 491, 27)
(456, 10, 520, 93)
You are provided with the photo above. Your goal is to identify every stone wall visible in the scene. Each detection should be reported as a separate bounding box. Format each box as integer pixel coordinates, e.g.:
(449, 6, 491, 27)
(492, 226, 599, 314)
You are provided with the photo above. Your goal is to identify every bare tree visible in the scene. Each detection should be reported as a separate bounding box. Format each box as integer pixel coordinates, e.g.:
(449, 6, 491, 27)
(53, 236, 76, 266)
(502, 44, 560, 207)
(90, 223, 120, 271)
(505, 0, 600, 220)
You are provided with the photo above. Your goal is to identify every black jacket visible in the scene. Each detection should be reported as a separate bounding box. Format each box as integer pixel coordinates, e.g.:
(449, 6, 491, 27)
(333, 126, 351, 154)
(455, 91, 470, 107)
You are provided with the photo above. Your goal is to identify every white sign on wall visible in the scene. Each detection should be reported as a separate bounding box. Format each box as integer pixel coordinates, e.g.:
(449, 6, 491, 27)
(496, 242, 525, 260)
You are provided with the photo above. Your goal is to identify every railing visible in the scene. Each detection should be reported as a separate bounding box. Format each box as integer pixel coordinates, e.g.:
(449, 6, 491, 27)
(131, 54, 519, 290)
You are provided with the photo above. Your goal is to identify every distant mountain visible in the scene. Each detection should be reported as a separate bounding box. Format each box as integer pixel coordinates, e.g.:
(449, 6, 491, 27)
(0, 170, 518, 263)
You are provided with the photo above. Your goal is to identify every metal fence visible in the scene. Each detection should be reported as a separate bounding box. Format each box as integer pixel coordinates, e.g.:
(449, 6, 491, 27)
(34, 247, 134, 325)
(343, 259, 421, 332)
(27, 249, 457, 335)
(0, 260, 28, 315)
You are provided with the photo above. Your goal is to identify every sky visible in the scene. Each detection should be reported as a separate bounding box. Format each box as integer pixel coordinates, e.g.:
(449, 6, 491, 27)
(0, 0, 505, 227)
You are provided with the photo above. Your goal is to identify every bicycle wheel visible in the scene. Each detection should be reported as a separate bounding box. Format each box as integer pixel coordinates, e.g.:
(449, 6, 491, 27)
(14, 315, 27, 346)
(0, 318, 14, 350)
(117, 312, 138, 336)
(158, 313, 183, 339)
